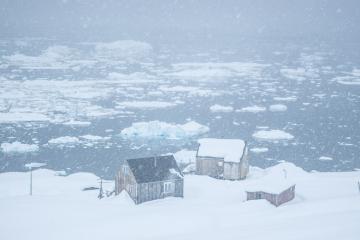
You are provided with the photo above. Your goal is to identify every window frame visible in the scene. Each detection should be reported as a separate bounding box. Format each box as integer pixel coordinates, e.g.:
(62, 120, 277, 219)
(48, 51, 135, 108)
(163, 181, 174, 194)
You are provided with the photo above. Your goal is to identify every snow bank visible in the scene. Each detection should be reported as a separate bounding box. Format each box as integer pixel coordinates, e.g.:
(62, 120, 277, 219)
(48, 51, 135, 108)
(237, 105, 266, 113)
(1, 142, 39, 154)
(209, 104, 234, 113)
(269, 104, 287, 112)
(120, 121, 209, 139)
(253, 130, 294, 141)
(1, 162, 359, 240)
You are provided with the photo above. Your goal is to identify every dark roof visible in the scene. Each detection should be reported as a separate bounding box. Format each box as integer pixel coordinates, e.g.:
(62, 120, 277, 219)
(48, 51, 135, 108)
(126, 155, 183, 184)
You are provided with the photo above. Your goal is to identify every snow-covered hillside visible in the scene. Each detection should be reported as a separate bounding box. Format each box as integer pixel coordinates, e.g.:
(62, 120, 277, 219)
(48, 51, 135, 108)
(0, 163, 359, 240)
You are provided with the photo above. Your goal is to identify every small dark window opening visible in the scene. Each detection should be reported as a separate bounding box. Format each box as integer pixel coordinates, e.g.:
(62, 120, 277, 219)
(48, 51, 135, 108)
(255, 192, 262, 199)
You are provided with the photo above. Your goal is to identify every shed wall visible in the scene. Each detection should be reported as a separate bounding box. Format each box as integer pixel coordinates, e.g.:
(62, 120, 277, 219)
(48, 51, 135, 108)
(196, 156, 224, 178)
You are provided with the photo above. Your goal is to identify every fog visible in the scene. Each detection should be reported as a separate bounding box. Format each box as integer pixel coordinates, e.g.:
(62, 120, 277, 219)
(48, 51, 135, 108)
(1, 0, 359, 45)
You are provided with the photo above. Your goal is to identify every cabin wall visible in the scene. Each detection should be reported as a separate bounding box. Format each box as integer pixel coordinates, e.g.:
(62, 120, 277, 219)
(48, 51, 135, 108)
(276, 185, 296, 206)
(196, 156, 224, 178)
(246, 191, 276, 205)
(136, 179, 184, 204)
(223, 162, 241, 180)
(115, 164, 137, 202)
(239, 146, 249, 179)
(246, 185, 296, 207)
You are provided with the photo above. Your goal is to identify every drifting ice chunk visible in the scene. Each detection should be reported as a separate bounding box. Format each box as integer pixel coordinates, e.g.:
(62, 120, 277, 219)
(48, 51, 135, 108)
(250, 147, 269, 153)
(237, 106, 266, 113)
(1, 142, 39, 154)
(253, 130, 294, 141)
(62, 120, 91, 127)
(116, 101, 178, 109)
(319, 156, 333, 161)
(0, 112, 50, 123)
(269, 104, 287, 112)
(48, 136, 80, 145)
(209, 104, 234, 113)
(120, 121, 209, 139)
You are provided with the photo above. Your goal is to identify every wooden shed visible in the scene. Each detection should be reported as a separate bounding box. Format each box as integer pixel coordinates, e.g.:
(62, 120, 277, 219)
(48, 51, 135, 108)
(115, 155, 184, 204)
(246, 182, 296, 207)
(196, 138, 249, 180)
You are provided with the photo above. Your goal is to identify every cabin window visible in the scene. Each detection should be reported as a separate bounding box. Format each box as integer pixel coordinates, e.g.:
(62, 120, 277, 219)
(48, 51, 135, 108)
(255, 192, 262, 199)
(163, 181, 174, 193)
(123, 165, 128, 175)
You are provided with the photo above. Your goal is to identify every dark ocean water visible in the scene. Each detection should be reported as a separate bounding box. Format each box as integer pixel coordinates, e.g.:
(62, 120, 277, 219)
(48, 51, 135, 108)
(0, 38, 359, 179)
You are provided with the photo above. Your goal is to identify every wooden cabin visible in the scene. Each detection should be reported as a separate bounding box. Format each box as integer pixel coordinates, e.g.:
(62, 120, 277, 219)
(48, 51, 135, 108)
(246, 182, 296, 207)
(115, 155, 184, 204)
(196, 138, 249, 180)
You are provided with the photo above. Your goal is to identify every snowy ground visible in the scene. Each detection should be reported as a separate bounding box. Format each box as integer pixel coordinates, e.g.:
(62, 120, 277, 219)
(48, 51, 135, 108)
(0, 162, 359, 240)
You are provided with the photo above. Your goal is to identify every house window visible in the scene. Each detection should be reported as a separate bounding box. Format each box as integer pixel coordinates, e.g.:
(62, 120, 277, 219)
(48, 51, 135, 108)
(163, 181, 174, 193)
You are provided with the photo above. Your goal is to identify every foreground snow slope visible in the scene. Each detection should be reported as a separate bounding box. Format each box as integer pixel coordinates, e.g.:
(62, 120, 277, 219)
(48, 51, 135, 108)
(0, 163, 359, 240)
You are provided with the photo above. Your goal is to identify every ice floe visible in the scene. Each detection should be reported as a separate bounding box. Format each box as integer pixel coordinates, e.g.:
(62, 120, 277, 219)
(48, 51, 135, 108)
(273, 96, 297, 102)
(1, 141, 39, 154)
(237, 106, 266, 113)
(319, 156, 333, 161)
(94, 40, 152, 61)
(252, 130, 294, 141)
(3, 45, 78, 69)
(269, 104, 287, 112)
(120, 121, 209, 139)
(250, 147, 269, 153)
(0, 112, 50, 123)
(209, 104, 234, 113)
(166, 62, 269, 80)
(48, 136, 80, 145)
(116, 101, 178, 109)
(280, 67, 319, 81)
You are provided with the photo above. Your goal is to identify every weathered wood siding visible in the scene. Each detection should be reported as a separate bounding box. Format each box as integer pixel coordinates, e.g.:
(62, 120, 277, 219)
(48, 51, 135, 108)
(246, 185, 296, 207)
(196, 142, 249, 180)
(276, 185, 295, 206)
(136, 179, 184, 204)
(223, 162, 241, 180)
(115, 163, 138, 203)
(239, 149, 249, 179)
(196, 156, 224, 178)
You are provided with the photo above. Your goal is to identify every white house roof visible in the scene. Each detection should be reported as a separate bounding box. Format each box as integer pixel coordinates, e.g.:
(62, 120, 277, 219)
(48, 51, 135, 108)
(245, 179, 295, 195)
(197, 138, 246, 163)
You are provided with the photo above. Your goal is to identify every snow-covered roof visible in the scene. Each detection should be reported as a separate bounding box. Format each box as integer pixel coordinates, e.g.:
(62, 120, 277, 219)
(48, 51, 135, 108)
(197, 138, 246, 163)
(245, 179, 295, 195)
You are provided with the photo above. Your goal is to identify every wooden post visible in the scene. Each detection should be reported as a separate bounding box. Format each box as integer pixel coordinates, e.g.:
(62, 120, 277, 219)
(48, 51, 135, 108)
(30, 167, 32, 196)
